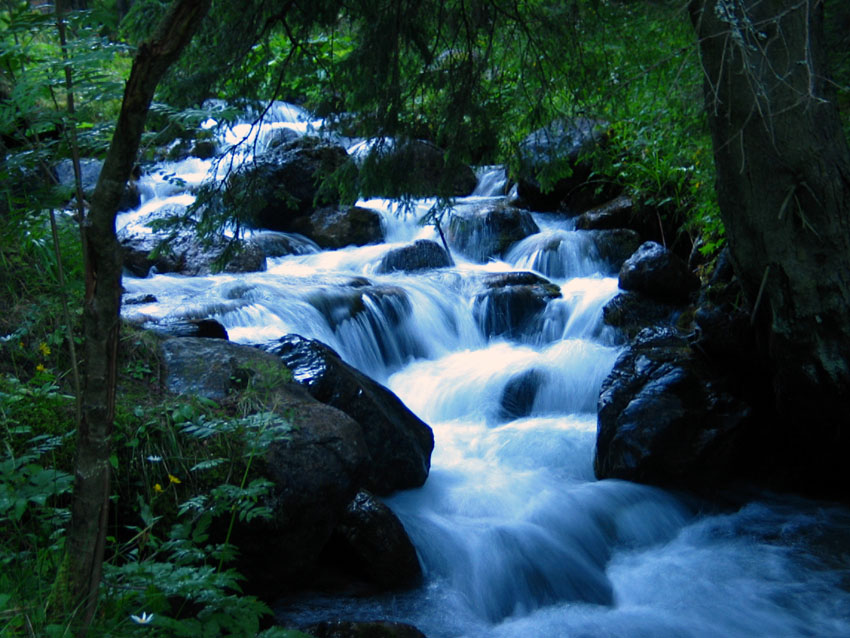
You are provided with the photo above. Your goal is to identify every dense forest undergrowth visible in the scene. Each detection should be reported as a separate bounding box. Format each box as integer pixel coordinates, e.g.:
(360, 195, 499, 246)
(1, 0, 849, 636)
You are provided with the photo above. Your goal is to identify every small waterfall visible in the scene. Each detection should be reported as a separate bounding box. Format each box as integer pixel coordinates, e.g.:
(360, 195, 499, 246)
(119, 102, 850, 638)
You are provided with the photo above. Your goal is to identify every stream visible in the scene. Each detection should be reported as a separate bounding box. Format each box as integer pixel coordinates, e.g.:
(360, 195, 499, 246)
(119, 104, 850, 638)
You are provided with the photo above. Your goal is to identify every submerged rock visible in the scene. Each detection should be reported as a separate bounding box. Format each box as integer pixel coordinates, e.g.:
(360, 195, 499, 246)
(473, 272, 561, 339)
(376, 239, 452, 273)
(499, 368, 545, 421)
(269, 334, 434, 495)
(445, 202, 539, 262)
(595, 327, 752, 488)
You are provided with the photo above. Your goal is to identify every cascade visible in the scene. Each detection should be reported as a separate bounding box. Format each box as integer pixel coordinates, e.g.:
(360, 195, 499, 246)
(120, 103, 850, 638)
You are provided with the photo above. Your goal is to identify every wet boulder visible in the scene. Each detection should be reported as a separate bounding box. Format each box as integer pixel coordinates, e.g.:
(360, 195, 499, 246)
(513, 118, 617, 212)
(474, 272, 561, 339)
(574, 195, 634, 231)
(159, 337, 370, 586)
(356, 138, 477, 198)
(586, 229, 642, 274)
(445, 202, 540, 262)
(141, 318, 229, 340)
(289, 205, 385, 249)
(249, 230, 320, 258)
(619, 241, 700, 302)
(324, 490, 422, 590)
(215, 136, 352, 231)
(269, 334, 434, 495)
(602, 291, 683, 340)
(376, 239, 452, 273)
(595, 327, 752, 488)
(499, 368, 546, 421)
(118, 209, 266, 277)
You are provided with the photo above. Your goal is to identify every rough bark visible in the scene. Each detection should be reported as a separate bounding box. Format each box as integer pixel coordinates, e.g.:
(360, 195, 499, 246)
(65, 0, 211, 629)
(689, 0, 850, 484)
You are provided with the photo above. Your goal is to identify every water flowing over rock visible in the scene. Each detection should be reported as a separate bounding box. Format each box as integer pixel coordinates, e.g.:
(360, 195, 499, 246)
(595, 327, 753, 488)
(618, 241, 700, 302)
(213, 136, 351, 231)
(473, 271, 561, 339)
(288, 205, 385, 249)
(249, 230, 321, 258)
(513, 117, 616, 212)
(445, 202, 540, 262)
(376, 239, 452, 273)
(324, 490, 422, 590)
(269, 334, 434, 495)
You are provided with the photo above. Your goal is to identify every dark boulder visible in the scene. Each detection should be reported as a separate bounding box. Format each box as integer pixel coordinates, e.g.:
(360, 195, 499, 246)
(357, 138, 477, 198)
(513, 118, 617, 212)
(376, 240, 452, 274)
(586, 229, 642, 274)
(119, 209, 266, 277)
(269, 335, 434, 495)
(473, 272, 561, 339)
(618, 241, 700, 302)
(602, 291, 683, 340)
(289, 205, 385, 249)
(499, 368, 545, 421)
(159, 337, 369, 586)
(595, 327, 752, 488)
(142, 318, 229, 340)
(217, 136, 351, 231)
(325, 490, 422, 590)
(54, 158, 140, 211)
(303, 621, 427, 638)
(445, 202, 540, 262)
(574, 195, 633, 231)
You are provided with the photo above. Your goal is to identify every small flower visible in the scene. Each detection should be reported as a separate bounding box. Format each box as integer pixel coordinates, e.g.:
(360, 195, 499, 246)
(146, 455, 162, 463)
(130, 611, 154, 625)
(36, 363, 46, 373)
(153, 483, 163, 493)
(38, 342, 51, 357)
(168, 474, 181, 485)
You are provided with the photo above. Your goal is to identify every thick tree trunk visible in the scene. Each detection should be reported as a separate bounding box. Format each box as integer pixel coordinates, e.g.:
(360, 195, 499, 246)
(689, 0, 850, 487)
(65, 0, 211, 630)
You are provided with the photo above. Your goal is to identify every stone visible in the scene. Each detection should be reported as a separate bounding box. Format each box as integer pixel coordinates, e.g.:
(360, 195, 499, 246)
(574, 195, 634, 231)
(595, 327, 752, 488)
(586, 228, 642, 274)
(376, 240, 452, 274)
(618, 241, 700, 302)
(289, 205, 385, 249)
(54, 158, 140, 211)
(602, 291, 682, 340)
(499, 368, 545, 421)
(269, 335, 434, 495)
(325, 490, 422, 590)
(445, 202, 540, 262)
(473, 272, 561, 339)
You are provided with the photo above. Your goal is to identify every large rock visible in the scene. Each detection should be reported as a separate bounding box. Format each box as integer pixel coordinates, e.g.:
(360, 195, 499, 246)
(325, 490, 422, 590)
(595, 328, 752, 488)
(473, 272, 561, 339)
(249, 230, 320, 258)
(376, 240, 452, 273)
(54, 158, 140, 211)
(618, 241, 700, 302)
(119, 209, 266, 277)
(602, 291, 683, 340)
(445, 202, 540, 262)
(159, 337, 370, 586)
(587, 228, 642, 274)
(289, 205, 385, 249)
(215, 136, 352, 231)
(574, 195, 634, 231)
(357, 138, 477, 198)
(513, 118, 617, 212)
(269, 334, 434, 495)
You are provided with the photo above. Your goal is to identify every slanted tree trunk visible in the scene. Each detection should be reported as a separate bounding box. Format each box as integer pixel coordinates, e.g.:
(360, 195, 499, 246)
(65, 0, 211, 630)
(689, 0, 850, 487)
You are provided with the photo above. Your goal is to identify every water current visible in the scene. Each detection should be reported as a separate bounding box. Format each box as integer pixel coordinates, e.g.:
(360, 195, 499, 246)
(119, 103, 850, 638)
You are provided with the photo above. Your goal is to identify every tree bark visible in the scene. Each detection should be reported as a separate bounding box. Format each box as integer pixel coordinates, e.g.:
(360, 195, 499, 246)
(65, 0, 211, 630)
(689, 0, 850, 485)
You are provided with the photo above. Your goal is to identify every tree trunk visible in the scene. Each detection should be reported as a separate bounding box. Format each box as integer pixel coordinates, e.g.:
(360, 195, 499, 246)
(689, 0, 850, 487)
(65, 0, 211, 630)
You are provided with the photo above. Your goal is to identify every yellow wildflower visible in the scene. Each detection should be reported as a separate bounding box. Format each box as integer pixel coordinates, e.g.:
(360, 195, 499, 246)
(36, 363, 46, 373)
(153, 483, 163, 493)
(39, 342, 51, 357)
(168, 474, 181, 485)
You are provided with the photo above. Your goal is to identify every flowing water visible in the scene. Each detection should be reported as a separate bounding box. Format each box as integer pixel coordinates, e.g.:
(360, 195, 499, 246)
(119, 105, 850, 637)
